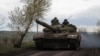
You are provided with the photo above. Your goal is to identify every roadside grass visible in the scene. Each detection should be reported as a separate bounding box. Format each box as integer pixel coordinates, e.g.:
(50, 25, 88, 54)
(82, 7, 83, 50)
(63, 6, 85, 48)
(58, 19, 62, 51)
(0, 31, 36, 55)
(0, 41, 35, 54)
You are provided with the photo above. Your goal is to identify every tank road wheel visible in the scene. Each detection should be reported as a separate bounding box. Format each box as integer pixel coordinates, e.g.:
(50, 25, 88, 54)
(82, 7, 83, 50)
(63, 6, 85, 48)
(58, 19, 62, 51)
(36, 43, 43, 50)
(70, 43, 76, 50)
(77, 41, 81, 49)
(69, 40, 79, 50)
(35, 39, 43, 50)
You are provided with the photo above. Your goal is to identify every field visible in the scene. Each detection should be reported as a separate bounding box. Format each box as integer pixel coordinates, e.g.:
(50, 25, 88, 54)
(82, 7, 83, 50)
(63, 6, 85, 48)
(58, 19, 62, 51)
(0, 31, 35, 55)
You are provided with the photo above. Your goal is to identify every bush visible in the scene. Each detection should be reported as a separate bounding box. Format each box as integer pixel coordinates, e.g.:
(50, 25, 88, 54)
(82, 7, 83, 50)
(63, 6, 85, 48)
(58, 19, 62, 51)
(3, 37, 9, 44)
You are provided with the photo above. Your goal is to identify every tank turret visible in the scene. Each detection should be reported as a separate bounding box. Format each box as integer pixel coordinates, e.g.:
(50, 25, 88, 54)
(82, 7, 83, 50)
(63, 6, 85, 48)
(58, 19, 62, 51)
(36, 19, 57, 33)
(36, 19, 62, 33)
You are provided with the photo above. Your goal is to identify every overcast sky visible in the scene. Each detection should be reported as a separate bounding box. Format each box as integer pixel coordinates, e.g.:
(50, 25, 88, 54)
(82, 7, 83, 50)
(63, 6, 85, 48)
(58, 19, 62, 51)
(0, 0, 100, 31)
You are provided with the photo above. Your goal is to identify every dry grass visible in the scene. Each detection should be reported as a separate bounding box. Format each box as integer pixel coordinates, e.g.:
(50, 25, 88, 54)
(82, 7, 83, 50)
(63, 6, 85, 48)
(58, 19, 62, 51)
(0, 37, 34, 54)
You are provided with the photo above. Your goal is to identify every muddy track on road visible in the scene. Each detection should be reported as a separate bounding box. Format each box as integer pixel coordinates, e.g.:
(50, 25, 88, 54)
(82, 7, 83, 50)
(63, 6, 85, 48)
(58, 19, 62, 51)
(13, 48, 100, 56)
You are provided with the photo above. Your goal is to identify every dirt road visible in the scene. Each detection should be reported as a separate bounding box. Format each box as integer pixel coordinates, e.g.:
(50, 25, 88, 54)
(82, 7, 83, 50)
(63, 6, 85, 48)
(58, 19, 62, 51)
(15, 32, 100, 56)
(15, 48, 100, 56)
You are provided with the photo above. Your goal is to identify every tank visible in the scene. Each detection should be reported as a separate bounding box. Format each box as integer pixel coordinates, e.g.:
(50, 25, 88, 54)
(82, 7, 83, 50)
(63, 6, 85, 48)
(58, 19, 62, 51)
(33, 19, 81, 50)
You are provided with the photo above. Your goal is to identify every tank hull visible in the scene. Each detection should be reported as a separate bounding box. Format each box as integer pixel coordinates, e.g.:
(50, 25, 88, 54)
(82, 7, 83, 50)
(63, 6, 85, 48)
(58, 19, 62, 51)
(34, 37, 80, 50)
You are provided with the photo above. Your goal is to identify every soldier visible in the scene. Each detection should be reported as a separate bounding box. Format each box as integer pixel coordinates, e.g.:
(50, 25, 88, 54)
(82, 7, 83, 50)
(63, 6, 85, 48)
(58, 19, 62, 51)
(43, 17, 61, 33)
(61, 19, 77, 32)
(51, 17, 60, 26)
(69, 24, 77, 32)
(62, 19, 69, 27)
(51, 17, 62, 33)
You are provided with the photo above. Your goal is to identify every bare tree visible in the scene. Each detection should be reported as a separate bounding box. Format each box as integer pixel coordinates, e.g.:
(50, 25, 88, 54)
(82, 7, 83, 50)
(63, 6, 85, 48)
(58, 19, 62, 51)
(23, 0, 50, 34)
(0, 19, 4, 26)
(0, 18, 5, 29)
(9, 0, 50, 47)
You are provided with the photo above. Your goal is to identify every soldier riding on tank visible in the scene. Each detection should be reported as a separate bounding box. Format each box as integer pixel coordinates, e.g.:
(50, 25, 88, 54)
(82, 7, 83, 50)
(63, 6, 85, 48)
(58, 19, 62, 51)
(61, 19, 70, 32)
(62, 19, 69, 27)
(51, 17, 62, 33)
(61, 19, 77, 33)
(43, 17, 61, 33)
(62, 19, 69, 25)
(69, 24, 77, 32)
(51, 17, 60, 26)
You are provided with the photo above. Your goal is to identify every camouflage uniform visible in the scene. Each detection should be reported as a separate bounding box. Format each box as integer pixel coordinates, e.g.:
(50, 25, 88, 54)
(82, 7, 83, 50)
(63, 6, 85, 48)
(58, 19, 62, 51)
(62, 19, 69, 27)
(51, 17, 62, 33)
(61, 19, 77, 33)
(68, 24, 77, 32)
(43, 17, 61, 33)
(61, 19, 70, 32)
(51, 17, 60, 26)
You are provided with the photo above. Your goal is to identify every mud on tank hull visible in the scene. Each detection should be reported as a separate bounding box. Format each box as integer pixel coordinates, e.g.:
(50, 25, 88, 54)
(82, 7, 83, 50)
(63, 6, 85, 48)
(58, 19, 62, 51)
(33, 34, 81, 50)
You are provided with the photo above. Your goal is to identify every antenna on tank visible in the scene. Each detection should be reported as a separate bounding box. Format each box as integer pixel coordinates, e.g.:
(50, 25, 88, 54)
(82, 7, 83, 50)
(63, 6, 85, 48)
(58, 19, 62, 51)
(67, 15, 72, 20)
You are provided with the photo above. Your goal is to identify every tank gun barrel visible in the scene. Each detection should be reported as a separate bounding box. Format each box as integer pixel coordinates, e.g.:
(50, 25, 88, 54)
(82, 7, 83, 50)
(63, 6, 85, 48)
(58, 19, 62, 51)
(35, 19, 56, 33)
